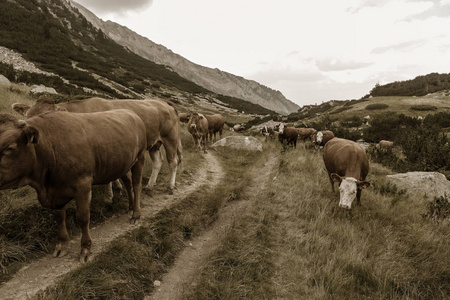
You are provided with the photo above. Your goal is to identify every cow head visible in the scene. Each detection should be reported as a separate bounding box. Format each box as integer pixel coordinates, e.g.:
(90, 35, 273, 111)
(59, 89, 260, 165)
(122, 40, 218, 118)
(316, 131, 324, 144)
(279, 123, 285, 134)
(188, 113, 203, 132)
(0, 114, 38, 190)
(12, 96, 66, 118)
(330, 173, 370, 209)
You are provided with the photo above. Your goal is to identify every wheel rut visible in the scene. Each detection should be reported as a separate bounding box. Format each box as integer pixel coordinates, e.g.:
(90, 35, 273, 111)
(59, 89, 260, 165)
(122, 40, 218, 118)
(147, 152, 278, 300)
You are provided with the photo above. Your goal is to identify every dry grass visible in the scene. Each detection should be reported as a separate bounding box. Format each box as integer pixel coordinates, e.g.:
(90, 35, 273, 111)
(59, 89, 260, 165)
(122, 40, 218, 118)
(325, 95, 450, 124)
(184, 145, 450, 299)
(34, 147, 262, 299)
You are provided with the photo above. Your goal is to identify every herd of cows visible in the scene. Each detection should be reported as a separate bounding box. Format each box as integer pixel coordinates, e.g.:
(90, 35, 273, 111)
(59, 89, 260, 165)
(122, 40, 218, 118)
(0, 96, 389, 263)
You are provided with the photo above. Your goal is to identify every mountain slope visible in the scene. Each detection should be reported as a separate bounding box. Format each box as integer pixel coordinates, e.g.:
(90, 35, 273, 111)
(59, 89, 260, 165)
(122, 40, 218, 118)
(70, 1, 300, 115)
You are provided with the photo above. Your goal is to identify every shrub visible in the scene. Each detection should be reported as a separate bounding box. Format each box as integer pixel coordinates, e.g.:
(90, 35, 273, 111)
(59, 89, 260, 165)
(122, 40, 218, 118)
(365, 103, 389, 110)
(410, 105, 437, 111)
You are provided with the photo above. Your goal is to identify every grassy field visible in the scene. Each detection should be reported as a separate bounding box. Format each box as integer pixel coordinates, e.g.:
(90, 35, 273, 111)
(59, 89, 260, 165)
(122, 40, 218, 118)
(0, 87, 449, 299)
(324, 94, 450, 124)
(184, 146, 450, 300)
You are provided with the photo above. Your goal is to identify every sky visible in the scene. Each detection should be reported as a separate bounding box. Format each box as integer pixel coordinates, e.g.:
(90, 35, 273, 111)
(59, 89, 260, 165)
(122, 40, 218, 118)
(74, 0, 450, 107)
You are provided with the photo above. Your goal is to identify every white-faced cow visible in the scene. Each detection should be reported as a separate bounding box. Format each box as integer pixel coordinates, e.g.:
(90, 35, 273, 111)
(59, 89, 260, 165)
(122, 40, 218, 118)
(187, 112, 209, 153)
(204, 114, 225, 142)
(278, 123, 299, 148)
(314, 130, 335, 147)
(261, 125, 276, 141)
(0, 110, 147, 263)
(13, 96, 182, 194)
(323, 138, 370, 209)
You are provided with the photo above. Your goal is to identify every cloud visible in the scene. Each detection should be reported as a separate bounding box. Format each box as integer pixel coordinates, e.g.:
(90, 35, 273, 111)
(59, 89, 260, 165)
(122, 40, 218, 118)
(347, 0, 390, 14)
(315, 58, 373, 72)
(74, 0, 153, 14)
(371, 39, 427, 54)
(404, 1, 450, 20)
(250, 68, 326, 86)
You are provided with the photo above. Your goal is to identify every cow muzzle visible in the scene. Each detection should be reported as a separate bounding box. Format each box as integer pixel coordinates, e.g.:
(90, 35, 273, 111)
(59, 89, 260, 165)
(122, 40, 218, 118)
(339, 203, 351, 210)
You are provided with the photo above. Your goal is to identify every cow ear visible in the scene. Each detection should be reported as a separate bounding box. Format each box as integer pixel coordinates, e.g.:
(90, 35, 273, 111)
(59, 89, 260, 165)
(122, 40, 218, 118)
(330, 173, 342, 183)
(23, 125, 39, 144)
(357, 181, 370, 189)
(199, 116, 203, 119)
(12, 103, 31, 116)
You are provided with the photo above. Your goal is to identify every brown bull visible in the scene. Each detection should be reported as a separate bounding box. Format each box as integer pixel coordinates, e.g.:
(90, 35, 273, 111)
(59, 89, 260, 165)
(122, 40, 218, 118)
(187, 112, 209, 153)
(204, 114, 225, 142)
(323, 138, 370, 209)
(13, 96, 182, 194)
(0, 110, 147, 262)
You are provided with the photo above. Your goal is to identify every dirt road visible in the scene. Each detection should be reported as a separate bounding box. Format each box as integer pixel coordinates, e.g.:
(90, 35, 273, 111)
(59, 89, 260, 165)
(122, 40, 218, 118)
(0, 153, 223, 300)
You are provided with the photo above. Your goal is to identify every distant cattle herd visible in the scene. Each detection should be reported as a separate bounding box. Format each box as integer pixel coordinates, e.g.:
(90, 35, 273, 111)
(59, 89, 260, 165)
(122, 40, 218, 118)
(0, 96, 387, 262)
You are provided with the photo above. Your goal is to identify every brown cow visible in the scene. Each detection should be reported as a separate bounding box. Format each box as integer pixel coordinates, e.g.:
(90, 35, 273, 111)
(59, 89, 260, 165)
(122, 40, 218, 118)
(0, 110, 147, 262)
(377, 140, 394, 150)
(13, 96, 182, 194)
(323, 138, 370, 209)
(187, 112, 209, 153)
(313, 130, 335, 147)
(179, 112, 191, 123)
(204, 114, 225, 142)
(278, 123, 299, 148)
(296, 127, 317, 142)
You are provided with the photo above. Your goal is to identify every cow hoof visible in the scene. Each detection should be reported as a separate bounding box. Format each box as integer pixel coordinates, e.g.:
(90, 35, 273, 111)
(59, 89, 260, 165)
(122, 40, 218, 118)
(130, 215, 140, 224)
(167, 187, 174, 195)
(142, 187, 153, 196)
(52, 243, 69, 258)
(79, 248, 91, 264)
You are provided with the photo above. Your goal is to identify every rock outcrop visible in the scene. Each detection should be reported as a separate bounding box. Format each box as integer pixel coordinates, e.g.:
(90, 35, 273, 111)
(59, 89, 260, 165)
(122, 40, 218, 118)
(386, 172, 450, 201)
(212, 136, 263, 152)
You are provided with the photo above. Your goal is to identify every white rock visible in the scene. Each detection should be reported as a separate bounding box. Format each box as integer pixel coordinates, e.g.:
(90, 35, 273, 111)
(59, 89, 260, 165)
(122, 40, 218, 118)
(153, 280, 161, 287)
(0, 75, 11, 87)
(211, 136, 263, 152)
(386, 172, 450, 201)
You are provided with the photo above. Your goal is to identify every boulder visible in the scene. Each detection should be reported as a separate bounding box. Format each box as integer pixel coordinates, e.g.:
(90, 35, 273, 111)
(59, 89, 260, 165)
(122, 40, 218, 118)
(0, 75, 11, 87)
(386, 172, 450, 201)
(212, 136, 262, 152)
(30, 84, 57, 95)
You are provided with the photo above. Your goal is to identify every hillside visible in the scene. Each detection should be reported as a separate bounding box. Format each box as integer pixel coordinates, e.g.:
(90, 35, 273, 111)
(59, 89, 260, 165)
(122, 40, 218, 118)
(0, 0, 277, 116)
(70, 0, 300, 115)
(370, 72, 450, 97)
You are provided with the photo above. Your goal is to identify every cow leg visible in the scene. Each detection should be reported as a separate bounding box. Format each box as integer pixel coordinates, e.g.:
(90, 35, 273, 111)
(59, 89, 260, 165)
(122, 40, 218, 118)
(163, 143, 179, 194)
(328, 174, 335, 192)
(112, 179, 122, 191)
(145, 143, 163, 191)
(121, 171, 134, 211)
(202, 135, 208, 153)
(356, 188, 362, 206)
(75, 187, 93, 263)
(130, 153, 145, 223)
(104, 183, 114, 202)
(52, 208, 70, 258)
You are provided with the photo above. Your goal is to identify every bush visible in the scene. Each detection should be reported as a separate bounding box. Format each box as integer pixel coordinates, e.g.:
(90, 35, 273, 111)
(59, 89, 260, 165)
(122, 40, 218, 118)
(410, 105, 437, 111)
(365, 103, 389, 110)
